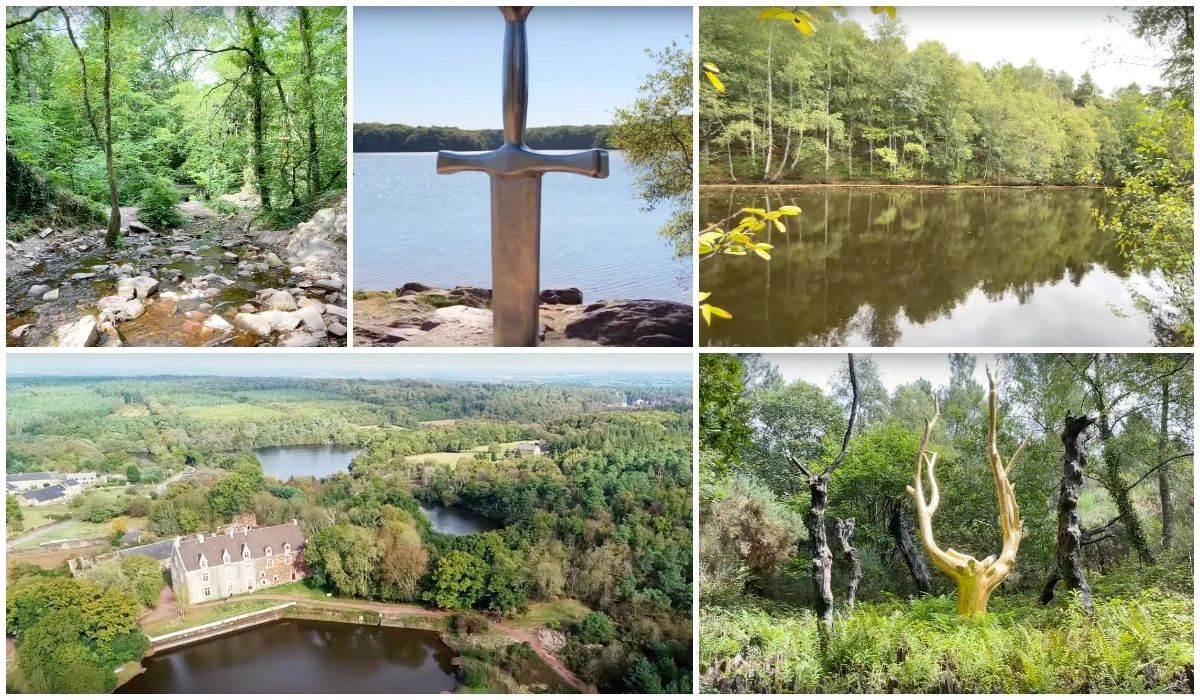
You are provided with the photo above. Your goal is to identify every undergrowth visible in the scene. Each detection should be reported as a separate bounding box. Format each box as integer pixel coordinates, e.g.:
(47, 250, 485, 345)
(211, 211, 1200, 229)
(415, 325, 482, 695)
(701, 566, 1194, 693)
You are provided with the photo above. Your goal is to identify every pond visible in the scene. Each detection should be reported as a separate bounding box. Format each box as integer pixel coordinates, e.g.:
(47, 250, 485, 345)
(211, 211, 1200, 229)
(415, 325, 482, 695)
(118, 619, 457, 693)
(252, 445, 362, 480)
(699, 186, 1160, 347)
(418, 500, 499, 536)
(353, 151, 690, 303)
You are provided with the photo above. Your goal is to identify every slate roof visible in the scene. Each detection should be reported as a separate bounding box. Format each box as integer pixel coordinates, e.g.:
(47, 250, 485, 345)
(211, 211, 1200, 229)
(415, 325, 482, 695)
(118, 539, 176, 562)
(7, 472, 58, 482)
(22, 484, 67, 503)
(175, 522, 305, 572)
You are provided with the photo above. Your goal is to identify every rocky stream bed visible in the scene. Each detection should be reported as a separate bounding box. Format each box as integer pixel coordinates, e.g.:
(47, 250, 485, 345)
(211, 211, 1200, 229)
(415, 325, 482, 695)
(6, 196, 347, 347)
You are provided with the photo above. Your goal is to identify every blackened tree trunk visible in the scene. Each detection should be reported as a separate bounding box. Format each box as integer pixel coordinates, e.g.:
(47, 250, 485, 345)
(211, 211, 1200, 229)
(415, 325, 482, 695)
(1041, 412, 1097, 613)
(788, 354, 858, 628)
(1158, 378, 1175, 550)
(835, 517, 862, 608)
(243, 7, 269, 211)
(889, 505, 932, 594)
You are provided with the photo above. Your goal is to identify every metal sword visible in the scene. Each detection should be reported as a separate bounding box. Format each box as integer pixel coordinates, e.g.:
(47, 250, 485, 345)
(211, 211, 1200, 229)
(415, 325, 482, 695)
(436, 6, 608, 347)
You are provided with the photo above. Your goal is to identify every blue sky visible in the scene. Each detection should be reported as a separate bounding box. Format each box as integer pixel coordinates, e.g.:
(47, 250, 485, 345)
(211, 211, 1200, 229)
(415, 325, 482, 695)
(6, 353, 691, 379)
(353, 6, 691, 128)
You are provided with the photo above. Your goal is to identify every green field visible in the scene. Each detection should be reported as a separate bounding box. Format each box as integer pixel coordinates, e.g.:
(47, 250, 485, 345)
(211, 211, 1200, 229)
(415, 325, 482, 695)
(405, 441, 524, 467)
(143, 598, 281, 637)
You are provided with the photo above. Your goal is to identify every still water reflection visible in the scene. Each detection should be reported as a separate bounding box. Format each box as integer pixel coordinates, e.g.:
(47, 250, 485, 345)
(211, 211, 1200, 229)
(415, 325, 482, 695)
(119, 619, 457, 693)
(700, 186, 1157, 347)
(419, 501, 499, 536)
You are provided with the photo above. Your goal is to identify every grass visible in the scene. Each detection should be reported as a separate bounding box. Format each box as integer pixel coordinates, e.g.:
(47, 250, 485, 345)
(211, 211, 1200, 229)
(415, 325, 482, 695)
(268, 579, 347, 601)
(406, 441, 523, 467)
(701, 566, 1194, 693)
(512, 599, 591, 628)
(15, 515, 149, 549)
(9, 504, 72, 534)
(143, 598, 281, 637)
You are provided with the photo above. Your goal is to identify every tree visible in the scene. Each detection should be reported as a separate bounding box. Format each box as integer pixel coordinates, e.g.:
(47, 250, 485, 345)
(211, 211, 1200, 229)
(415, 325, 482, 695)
(908, 369, 1028, 615)
(612, 43, 693, 257)
(698, 353, 752, 464)
(424, 549, 486, 610)
(7, 494, 24, 532)
(785, 353, 858, 628)
(126, 464, 141, 483)
(578, 611, 616, 644)
(375, 518, 427, 602)
(1040, 413, 1097, 613)
(120, 554, 166, 608)
(305, 524, 378, 598)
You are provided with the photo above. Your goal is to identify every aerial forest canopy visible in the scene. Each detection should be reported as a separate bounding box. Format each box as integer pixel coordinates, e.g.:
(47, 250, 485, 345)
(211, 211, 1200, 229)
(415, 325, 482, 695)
(5, 6, 347, 235)
(700, 353, 1194, 693)
(700, 6, 1192, 186)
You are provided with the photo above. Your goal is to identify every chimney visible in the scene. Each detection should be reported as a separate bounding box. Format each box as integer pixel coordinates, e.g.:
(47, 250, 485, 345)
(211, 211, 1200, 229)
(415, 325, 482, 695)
(292, 518, 298, 526)
(228, 525, 237, 538)
(242, 526, 249, 534)
(174, 536, 181, 548)
(197, 533, 204, 543)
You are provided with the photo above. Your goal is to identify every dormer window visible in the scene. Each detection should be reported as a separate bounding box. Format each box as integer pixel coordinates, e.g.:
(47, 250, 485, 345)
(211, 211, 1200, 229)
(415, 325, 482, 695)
(265, 546, 273, 558)
(242, 544, 251, 561)
(199, 555, 208, 569)
(222, 551, 231, 565)
(284, 543, 291, 554)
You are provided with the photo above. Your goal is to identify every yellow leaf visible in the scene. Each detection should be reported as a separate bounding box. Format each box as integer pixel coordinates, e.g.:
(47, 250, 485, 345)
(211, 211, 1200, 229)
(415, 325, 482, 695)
(709, 305, 732, 319)
(704, 70, 725, 93)
(758, 7, 814, 34)
(772, 218, 785, 233)
(700, 304, 712, 325)
(777, 205, 802, 216)
(871, 6, 898, 19)
(754, 247, 772, 260)
(698, 291, 711, 302)
(702, 62, 720, 73)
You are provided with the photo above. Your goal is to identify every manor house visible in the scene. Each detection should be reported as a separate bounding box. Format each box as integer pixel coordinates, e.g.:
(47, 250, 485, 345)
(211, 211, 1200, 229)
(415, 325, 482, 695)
(170, 521, 306, 604)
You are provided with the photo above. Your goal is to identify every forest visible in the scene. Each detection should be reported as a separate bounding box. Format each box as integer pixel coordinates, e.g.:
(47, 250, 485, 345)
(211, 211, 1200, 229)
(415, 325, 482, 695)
(6, 6, 347, 232)
(5, 375, 692, 693)
(700, 353, 1193, 693)
(353, 123, 611, 152)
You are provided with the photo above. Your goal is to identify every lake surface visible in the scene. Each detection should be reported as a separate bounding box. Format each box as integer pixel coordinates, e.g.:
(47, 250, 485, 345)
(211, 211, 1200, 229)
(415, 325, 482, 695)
(119, 619, 457, 693)
(354, 152, 690, 303)
(419, 500, 499, 536)
(252, 445, 361, 480)
(700, 186, 1158, 346)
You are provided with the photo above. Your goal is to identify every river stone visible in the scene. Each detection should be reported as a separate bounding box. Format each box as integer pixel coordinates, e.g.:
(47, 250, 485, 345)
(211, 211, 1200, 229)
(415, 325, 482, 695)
(279, 331, 320, 347)
(265, 252, 284, 267)
(259, 310, 302, 332)
(204, 314, 234, 332)
(234, 312, 272, 338)
(27, 284, 50, 299)
(10, 324, 32, 340)
(55, 316, 98, 347)
(324, 304, 347, 319)
(297, 297, 326, 314)
(98, 322, 122, 347)
(295, 306, 326, 332)
(326, 321, 347, 338)
(41, 288, 60, 302)
(128, 221, 152, 233)
(117, 275, 159, 299)
(97, 295, 146, 322)
(264, 290, 297, 311)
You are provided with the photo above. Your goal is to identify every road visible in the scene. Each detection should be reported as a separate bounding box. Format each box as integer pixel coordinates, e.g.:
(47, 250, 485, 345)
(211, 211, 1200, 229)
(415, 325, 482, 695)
(6, 516, 81, 549)
(154, 466, 196, 495)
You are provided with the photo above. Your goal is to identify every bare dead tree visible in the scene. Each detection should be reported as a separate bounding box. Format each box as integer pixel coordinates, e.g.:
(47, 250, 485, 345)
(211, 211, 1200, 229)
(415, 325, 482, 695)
(834, 517, 862, 608)
(1041, 412, 1097, 613)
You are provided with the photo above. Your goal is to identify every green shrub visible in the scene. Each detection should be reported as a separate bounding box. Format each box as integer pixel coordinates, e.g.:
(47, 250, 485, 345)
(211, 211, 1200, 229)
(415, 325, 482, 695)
(136, 177, 184, 229)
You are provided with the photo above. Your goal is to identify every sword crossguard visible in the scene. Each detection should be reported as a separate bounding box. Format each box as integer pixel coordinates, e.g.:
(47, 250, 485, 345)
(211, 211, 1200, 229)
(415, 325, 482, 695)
(437, 143, 608, 179)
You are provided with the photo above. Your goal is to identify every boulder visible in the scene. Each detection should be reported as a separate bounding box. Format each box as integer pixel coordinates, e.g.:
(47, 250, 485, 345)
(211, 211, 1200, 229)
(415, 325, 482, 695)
(285, 200, 346, 273)
(420, 305, 492, 333)
(10, 324, 32, 340)
(41, 288, 60, 302)
(565, 299, 691, 347)
(127, 221, 152, 233)
(70, 271, 98, 280)
(264, 290, 298, 311)
(295, 306, 326, 332)
(234, 312, 272, 338)
(55, 316, 98, 347)
(297, 297, 326, 314)
(203, 314, 234, 332)
(97, 295, 146, 322)
(117, 275, 159, 300)
(326, 321, 347, 338)
(540, 287, 583, 305)
(280, 331, 320, 347)
(98, 322, 122, 347)
(265, 252, 284, 268)
(259, 310, 302, 332)
(398, 282, 430, 294)
(324, 304, 347, 319)
(27, 284, 50, 299)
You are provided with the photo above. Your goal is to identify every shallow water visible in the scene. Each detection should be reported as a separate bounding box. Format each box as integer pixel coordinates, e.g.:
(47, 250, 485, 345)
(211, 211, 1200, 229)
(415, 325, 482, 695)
(118, 619, 457, 693)
(353, 151, 691, 303)
(700, 186, 1158, 347)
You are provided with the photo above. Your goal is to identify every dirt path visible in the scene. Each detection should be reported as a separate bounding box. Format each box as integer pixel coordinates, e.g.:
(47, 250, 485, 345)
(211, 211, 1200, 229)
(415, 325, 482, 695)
(174, 593, 593, 692)
(6, 517, 80, 549)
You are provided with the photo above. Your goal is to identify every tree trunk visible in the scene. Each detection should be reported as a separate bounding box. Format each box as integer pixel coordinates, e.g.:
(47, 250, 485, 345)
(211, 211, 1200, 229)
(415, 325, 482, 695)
(101, 8, 120, 246)
(243, 7, 269, 210)
(805, 474, 834, 627)
(1041, 413, 1096, 613)
(1158, 378, 1175, 549)
(823, 38, 832, 181)
(299, 7, 320, 201)
(834, 517, 861, 608)
(888, 505, 932, 593)
(18, 50, 37, 103)
(761, 24, 774, 183)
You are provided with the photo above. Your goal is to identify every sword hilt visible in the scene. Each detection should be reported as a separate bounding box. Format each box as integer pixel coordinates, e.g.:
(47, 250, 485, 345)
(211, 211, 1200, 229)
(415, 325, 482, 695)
(499, 6, 532, 146)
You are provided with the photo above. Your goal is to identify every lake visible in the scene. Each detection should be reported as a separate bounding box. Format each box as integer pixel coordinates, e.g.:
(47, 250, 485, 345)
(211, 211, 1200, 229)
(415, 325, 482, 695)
(118, 619, 457, 693)
(419, 500, 499, 536)
(354, 151, 690, 303)
(700, 186, 1158, 346)
(252, 445, 362, 480)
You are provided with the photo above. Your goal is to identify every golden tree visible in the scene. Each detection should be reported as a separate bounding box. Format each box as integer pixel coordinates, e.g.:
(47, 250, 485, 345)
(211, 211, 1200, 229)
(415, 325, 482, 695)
(907, 368, 1028, 615)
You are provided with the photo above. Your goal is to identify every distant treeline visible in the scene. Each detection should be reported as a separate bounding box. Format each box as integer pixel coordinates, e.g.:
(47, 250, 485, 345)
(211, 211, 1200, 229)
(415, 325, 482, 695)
(354, 123, 611, 152)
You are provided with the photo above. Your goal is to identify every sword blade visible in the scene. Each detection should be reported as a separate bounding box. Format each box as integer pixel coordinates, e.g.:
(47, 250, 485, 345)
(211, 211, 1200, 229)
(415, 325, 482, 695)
(490, 177, 542, 346)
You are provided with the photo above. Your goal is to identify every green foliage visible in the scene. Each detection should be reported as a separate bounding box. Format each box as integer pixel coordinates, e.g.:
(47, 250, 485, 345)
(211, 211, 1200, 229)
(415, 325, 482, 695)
(134, 176, 184, 229)
(353, 123, 611, 152)
(7, 493, 24, 531)
(425, 550, 487, 610)
(125, 464, 141, 483)
(699, 354, 752, 464)
(611, 43, 694, 258)
(702, 578, 1194, 693)
(119, 554, 166, 608)
(577, 610, 616, 644)
(305, 524, 379, 598)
